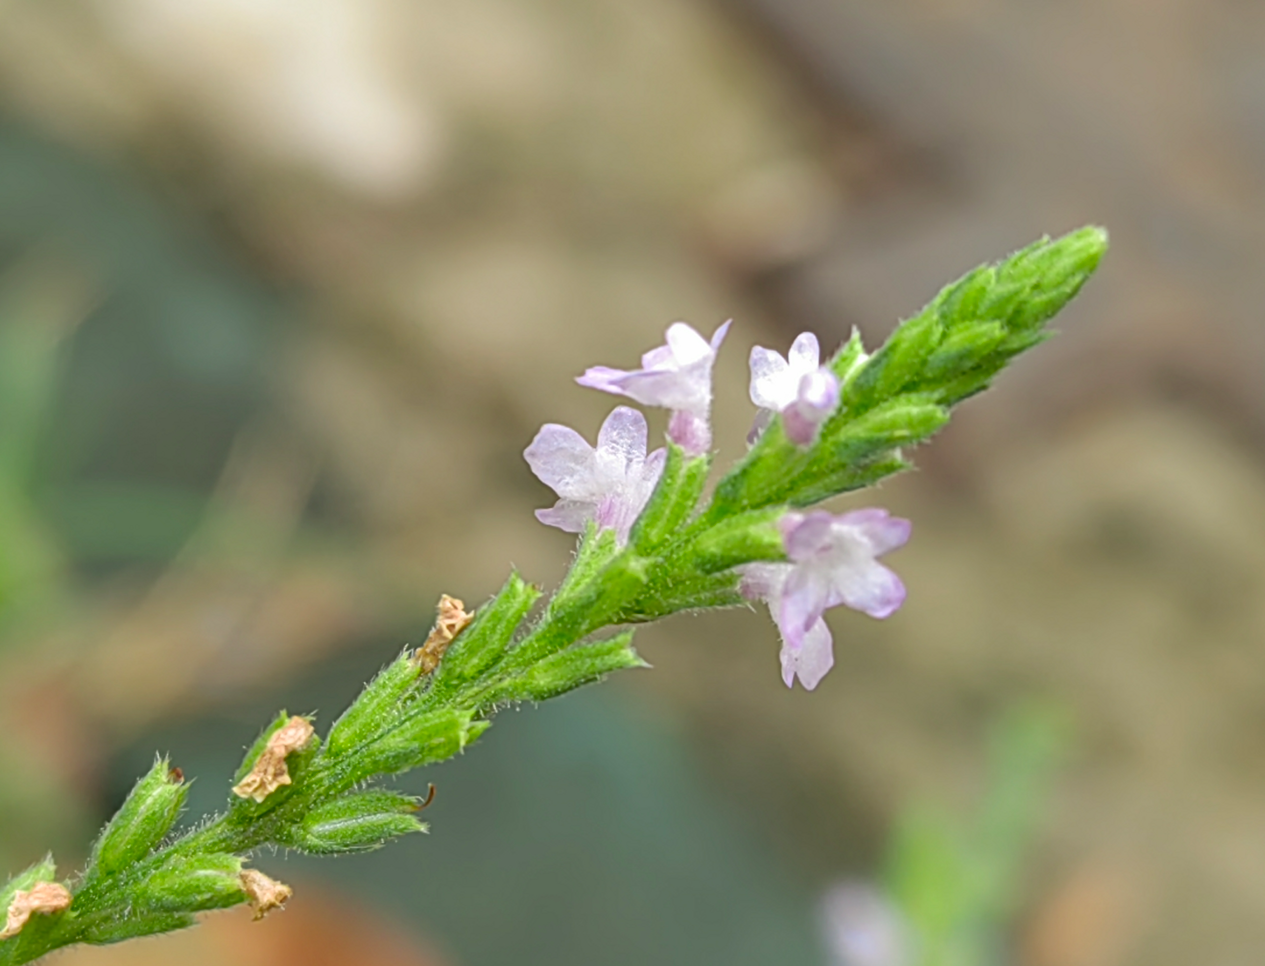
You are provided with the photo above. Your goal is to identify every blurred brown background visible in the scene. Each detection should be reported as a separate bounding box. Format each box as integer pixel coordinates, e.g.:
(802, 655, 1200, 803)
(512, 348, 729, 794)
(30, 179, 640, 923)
(0, 1, 1262, 964)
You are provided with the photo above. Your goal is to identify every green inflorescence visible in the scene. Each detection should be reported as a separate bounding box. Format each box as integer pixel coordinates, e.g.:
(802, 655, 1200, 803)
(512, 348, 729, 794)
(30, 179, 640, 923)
(0, 227, 1106, 966)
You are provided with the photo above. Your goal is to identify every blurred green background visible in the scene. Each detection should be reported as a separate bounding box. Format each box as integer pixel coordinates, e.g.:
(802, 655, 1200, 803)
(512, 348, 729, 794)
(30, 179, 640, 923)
(2, 1, 1264, 964)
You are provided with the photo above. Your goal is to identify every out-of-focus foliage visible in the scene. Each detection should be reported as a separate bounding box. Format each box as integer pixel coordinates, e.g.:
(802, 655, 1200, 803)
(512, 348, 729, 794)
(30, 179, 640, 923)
(886, 706, 1069, 966)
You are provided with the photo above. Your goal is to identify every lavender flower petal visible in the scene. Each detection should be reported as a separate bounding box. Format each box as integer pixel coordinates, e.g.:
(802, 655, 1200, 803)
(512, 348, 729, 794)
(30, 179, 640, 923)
(787, 331, 821, 372)
(781, 617, 834, 690)
(523, 423, 597, 499)
(827, 561, 907, 620)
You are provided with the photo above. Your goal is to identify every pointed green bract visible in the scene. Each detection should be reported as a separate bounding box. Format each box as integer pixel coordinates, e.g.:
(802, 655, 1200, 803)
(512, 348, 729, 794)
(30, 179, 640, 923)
(355, 709, 488, 780)
(498, 631, 645, 703)
(91, 758, 187, 876)
(142, 854, 244, 913)
(292, 791, 426, 854)
(708, 226, 1106, 517)
(82, 913, 195, 946)
(842, 303, 944, 407)
(630, 445, 709, 552)
(326, 650, 421, 755)
(617, 571, 744, 622)
(688, 508, 785, 574)
(519, 551, 650, 662)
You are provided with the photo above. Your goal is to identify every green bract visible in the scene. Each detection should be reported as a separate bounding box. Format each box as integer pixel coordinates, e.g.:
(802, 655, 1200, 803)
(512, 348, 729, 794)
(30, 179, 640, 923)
(91, 758, 187, 876)
(0, 227, 1106, 966)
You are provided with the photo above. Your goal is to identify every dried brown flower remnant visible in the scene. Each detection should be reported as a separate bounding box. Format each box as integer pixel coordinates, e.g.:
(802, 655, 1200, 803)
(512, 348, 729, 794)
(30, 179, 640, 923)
(231, 716, 315, 803)
(240, 869, 291, 920)
(0, 882, 71, 940)
(413, 594, 473, 673)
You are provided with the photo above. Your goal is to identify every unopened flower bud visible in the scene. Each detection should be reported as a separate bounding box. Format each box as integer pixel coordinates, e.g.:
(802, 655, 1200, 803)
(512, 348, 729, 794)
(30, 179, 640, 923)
(326, 649, 423, 755)
(144, 854, 244, 913)
(498, 632, 646, 703)
(93, 757, 188, 875)
(293, 791, 427, 854)
(356, 708, 489, 779)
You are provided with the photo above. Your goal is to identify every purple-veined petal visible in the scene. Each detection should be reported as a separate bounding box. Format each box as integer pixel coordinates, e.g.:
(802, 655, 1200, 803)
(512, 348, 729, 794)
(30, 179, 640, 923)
(611, 368, 710, 413)
(640, 342, 676, 369)
(574, 365, 630, 395)
(783, 369, 841, 445)
(577, 321, 727, 454)
(797, 369, 840, 413)
(709, 319, 733, 351)
(526, 407, 665, 541)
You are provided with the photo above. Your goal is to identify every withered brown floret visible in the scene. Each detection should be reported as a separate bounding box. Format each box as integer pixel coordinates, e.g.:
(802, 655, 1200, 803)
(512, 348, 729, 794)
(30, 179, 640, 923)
(240, 869, 291, 920)
(231, 716, 315, 803)
(0, 882, 71, 940)
(413, 594, 473, 673)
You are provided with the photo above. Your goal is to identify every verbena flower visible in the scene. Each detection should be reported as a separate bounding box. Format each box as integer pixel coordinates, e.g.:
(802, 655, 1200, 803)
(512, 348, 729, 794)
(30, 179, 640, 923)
(749, 331, 841, 445)
(742, 508, 910, 689)
(577, 320, 730, 455)
(524, 405, 666, 541)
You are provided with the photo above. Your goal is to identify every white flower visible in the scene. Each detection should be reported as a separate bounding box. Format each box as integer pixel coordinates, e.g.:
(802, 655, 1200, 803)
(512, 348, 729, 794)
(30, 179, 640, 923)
(741, 508, 910, 689)
(524, 406, 666, 542)
(577, 321, 731, 455)
(749, 331, 842, 445)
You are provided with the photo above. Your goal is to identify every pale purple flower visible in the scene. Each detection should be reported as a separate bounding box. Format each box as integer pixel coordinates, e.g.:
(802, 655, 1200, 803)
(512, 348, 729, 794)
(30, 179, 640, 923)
(748, 331, 842, 445)
(819, 882, 911, 966)
(524, 406, 666, 542)
(577, 320, 731, 455)
(741, 508, 910, 690)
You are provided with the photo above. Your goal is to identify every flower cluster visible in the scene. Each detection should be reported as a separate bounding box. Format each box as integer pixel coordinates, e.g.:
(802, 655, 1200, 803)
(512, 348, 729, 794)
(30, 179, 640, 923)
(525, 320, 911, 691)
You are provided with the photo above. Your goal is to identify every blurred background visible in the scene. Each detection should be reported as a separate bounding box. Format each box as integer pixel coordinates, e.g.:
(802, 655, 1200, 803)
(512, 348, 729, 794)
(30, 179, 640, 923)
(0, 1, 1262, 964)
